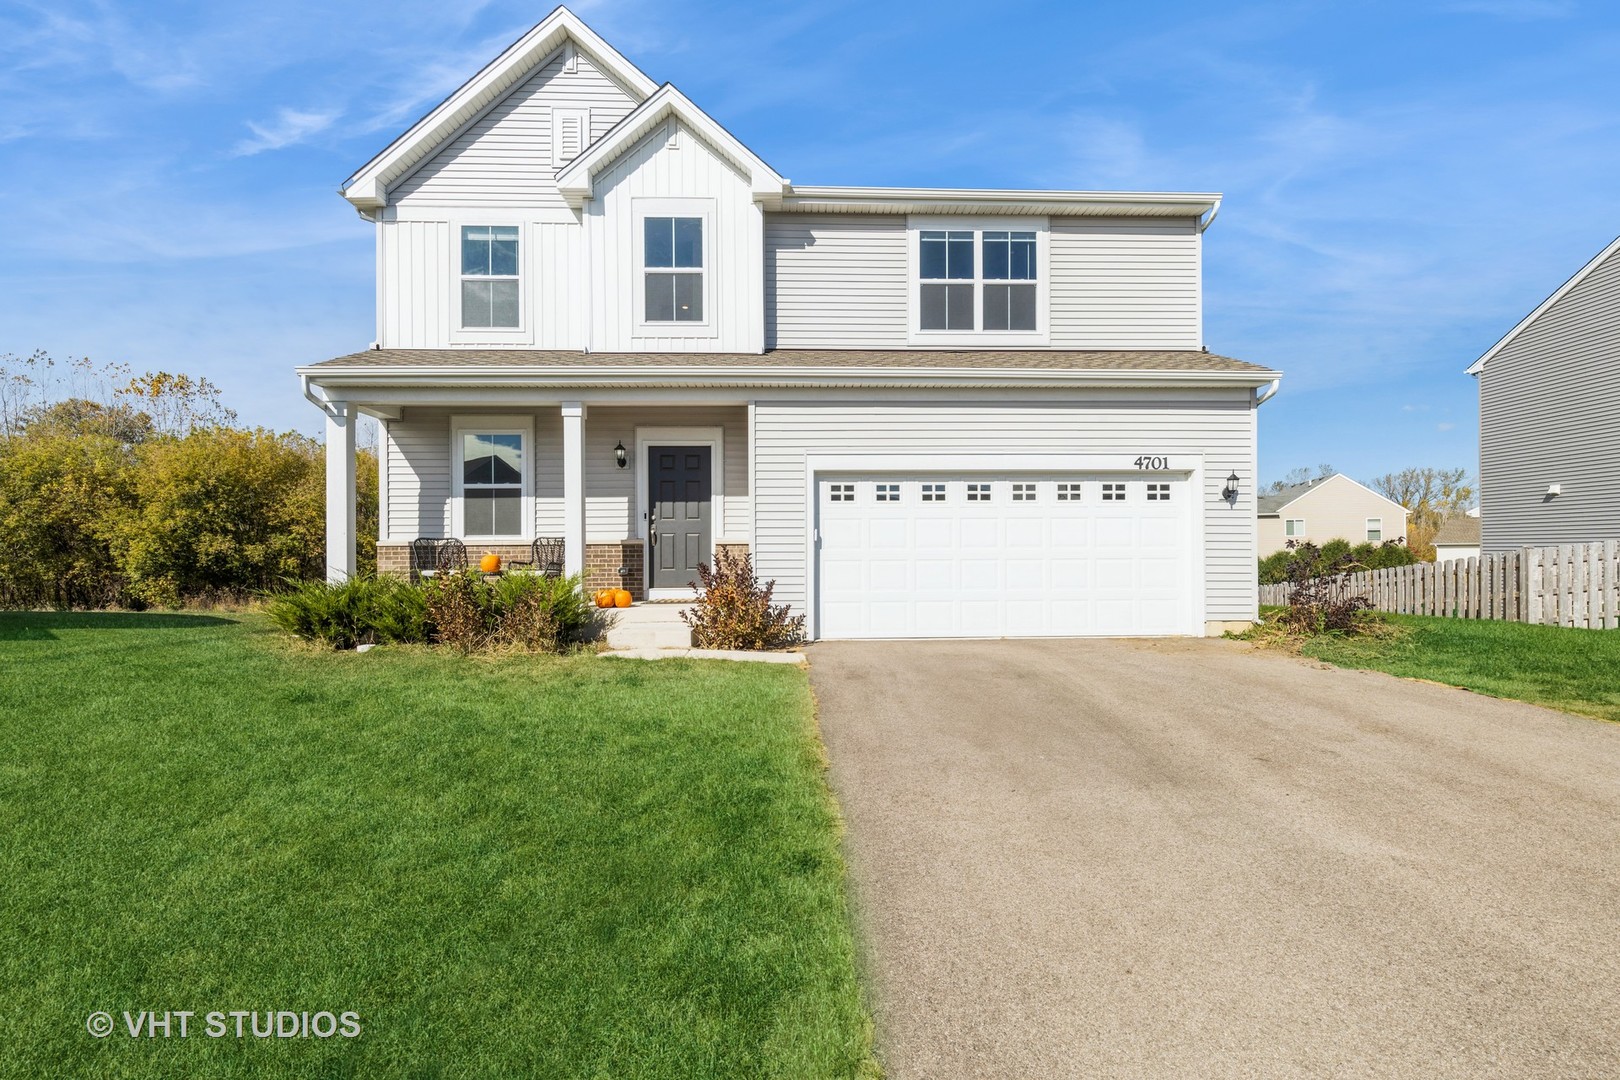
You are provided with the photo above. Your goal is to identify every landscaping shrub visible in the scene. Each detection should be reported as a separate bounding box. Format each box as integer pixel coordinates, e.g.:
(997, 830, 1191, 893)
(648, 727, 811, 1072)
(1259, 538, 1414, 584)
(264, 575, 427, 650)
(1273, 541, 1374, 634)
(488, 572, 595, 648)
(680, 549, 805, 650)
(422, 571, 495, 653)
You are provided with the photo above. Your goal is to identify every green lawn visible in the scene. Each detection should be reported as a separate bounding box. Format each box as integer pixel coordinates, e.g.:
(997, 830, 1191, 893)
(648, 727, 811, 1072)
(0, 612, 876, 1079)
(1289, 612, 1620, 722)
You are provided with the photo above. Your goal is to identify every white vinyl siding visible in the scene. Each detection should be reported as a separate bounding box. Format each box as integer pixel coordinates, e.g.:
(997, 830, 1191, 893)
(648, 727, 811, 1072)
(381, 406, 748, 544)
(764, 214, 1201, 349)
(377, 218, 585, 348)
(752, 391, 1257, 624)
(765, 214, 909, 348)
(585, 120, 764, 352)
(1049, 218, 1201, 349)
(1478, 241, 1620, 552)
(390, 49, 636, 209)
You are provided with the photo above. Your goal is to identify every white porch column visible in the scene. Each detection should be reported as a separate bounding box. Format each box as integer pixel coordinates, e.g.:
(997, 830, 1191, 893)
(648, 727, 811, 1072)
(324, 401, 357, 582)
(561, 401, 586, 581)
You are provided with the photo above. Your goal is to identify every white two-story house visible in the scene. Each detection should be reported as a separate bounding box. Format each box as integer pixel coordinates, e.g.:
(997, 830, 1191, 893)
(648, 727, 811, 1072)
(298, 6, 1283, 640)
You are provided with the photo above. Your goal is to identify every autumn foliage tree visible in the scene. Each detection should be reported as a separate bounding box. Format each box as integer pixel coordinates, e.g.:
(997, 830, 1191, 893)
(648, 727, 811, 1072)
(0, 352, 377, 608)
(1372, 467, 1475, 561)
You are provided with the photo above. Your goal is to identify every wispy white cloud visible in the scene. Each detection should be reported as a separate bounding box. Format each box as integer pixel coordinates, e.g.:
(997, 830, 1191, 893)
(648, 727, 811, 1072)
(233, 107, 342, 156)
(1437, 422, 1457, 432)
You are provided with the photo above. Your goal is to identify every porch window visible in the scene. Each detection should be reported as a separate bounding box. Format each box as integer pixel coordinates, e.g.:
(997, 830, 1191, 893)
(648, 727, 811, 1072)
(457, 429, 526, 537)
(460, 226, 520, 328)
(643, 216, 703, 322)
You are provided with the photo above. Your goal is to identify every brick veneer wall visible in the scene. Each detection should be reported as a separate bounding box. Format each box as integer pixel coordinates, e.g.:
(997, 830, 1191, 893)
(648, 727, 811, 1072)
(585, 541, 644, 599)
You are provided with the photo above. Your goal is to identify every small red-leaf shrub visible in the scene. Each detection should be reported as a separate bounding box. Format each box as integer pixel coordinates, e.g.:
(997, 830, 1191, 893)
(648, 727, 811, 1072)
(679, 549, 805, 650)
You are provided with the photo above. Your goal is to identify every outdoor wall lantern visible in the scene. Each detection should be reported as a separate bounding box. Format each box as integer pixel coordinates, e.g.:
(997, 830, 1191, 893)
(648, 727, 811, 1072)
(1222, 472, 1240, 501)
(614, 441, 628, 469)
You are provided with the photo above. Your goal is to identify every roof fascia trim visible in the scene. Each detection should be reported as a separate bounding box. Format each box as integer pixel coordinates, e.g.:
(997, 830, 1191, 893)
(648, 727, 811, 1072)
(1467, 233, 1620, 375)
(341, 6, 658, 209)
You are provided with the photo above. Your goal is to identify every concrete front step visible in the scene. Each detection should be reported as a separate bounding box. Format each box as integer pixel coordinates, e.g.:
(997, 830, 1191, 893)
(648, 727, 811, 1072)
(602, 604, 695, 650)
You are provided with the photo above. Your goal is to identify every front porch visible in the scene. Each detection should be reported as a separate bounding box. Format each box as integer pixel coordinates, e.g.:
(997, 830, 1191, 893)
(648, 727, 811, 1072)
(319, 398, 751, 601)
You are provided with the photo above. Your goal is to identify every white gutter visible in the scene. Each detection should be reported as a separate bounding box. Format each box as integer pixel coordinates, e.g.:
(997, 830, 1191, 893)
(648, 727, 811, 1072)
(300, 372, 341, 417)
(1198, 196, 1222, 233)
(1255, 378, 1281, 406)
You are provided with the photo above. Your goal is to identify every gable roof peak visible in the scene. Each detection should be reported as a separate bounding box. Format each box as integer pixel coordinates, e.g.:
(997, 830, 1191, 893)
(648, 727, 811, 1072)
(553, 82, 789, 208)
(1467, 232, 1620, 376)
(341, 5, 657, 211)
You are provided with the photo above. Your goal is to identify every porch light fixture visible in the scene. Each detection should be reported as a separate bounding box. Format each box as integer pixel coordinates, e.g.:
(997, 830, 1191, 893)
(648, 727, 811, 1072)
(1222, 472, 1240, 501)
(614, 441, 627, 469)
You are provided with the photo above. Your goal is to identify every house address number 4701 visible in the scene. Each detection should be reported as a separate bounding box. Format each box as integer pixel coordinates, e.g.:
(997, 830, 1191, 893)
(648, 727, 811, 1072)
(1133, 456, 1170, 470)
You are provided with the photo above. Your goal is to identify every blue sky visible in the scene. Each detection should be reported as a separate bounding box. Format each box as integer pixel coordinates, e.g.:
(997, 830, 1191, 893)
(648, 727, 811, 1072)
(3, 0, 1618, 485)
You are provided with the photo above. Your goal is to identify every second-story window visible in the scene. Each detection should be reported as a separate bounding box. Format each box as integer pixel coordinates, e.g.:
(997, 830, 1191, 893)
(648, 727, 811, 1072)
(644, 216, 703, 322)
(914, 223, 1043, 338)
(460, 226, 519, 328)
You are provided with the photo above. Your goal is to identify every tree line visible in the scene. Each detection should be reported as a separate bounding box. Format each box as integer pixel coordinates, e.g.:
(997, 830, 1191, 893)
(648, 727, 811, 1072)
(0, 352, 376, 609)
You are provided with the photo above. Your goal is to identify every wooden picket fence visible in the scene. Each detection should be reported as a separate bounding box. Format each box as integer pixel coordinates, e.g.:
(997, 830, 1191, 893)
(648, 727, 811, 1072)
(1259, 541, 1620, 630)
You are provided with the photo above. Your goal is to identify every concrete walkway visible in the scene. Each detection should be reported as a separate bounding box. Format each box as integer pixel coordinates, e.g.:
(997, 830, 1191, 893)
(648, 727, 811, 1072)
(808, 637, 1620, 1079)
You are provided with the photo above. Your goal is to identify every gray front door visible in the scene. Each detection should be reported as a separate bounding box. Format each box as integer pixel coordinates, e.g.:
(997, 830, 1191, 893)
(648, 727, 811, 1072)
(649, 446, 712, 590)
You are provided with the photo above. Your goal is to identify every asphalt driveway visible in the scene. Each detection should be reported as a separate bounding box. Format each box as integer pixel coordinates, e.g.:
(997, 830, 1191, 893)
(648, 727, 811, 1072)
(808, 637, 1620, 1079)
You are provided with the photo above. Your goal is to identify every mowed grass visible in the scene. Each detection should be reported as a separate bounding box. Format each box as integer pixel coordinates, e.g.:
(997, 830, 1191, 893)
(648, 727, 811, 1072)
(0, 612, 876, 1079)
(1291, 611, 1620, 722)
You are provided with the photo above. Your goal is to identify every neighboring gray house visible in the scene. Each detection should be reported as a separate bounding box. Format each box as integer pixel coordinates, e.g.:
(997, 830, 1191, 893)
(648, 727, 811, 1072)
(1255, 474, 1408, 557)
(1467, 235, 1620, 552)
(298, 6, 1284, 639)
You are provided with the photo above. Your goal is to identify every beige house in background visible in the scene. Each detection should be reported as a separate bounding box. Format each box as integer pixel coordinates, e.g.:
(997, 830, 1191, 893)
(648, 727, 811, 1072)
(1256, 474, 1409, 556)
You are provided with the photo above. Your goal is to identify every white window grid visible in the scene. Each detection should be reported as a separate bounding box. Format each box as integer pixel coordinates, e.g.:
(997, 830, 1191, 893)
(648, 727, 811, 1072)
(916, 226, 1039, 334)
(1012, 483, 1037, 502)
(829, 483, 855, 503)
(921, 483, 947, 502)
(875, 483, 901, 503)
(1056, 482, 1083, 501)
(1146, 483, 1170, 501)
(1102, 483, 1127, 502)
(1367, 518, 1382, 542)
(966, 483, 992, 502)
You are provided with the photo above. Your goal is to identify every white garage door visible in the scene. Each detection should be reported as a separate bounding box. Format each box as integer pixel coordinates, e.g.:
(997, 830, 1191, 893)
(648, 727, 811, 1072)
(816, 474, 1196, 638)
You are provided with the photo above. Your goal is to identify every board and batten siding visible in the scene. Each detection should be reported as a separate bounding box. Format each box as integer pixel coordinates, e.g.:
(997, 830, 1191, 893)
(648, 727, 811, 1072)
(377, 219, 585, 348)
(762, 214, 1202, 348)
(1479, 241, 1620, 552)
(380, 406, 749, 544)
(750, 392, 1258, 624)
(1049, 218, 1201, 349)
(765, 214, 910, 348)
(585, 120, 765, 352)
(389, 49, 638, 209)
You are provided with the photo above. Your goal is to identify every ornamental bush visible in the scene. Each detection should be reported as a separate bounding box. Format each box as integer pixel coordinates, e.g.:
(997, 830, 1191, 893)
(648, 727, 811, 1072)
(679, 549, 805, 651)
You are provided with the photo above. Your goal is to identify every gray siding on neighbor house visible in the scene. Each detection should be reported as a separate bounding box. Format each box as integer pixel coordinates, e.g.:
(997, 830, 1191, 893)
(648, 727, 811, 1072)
(751, 389, 1258, 623)
(1479, 241, 1620, 552)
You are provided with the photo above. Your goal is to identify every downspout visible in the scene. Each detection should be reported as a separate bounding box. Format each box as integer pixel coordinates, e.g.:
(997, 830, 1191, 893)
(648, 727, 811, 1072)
(1255, 378, 1280, 406)
(301, 373, 339, 417)
(1198, 196, 1222, 233)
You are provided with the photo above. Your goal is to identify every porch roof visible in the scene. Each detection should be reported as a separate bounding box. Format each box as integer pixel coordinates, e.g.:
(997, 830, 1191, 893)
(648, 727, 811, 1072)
(299, 348, 1282, 390)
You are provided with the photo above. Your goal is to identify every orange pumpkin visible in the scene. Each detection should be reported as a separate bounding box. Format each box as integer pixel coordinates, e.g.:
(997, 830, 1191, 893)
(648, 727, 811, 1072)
(479, 553, 502, 573)
(613, 589, 633, 608)
(594, 589, 617, 609)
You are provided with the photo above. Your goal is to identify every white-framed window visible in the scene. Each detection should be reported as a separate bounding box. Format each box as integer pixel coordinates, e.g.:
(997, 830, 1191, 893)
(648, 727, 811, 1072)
(1102, 483, 1126, 502)
(1285, 518, 1306, 537)
(1056, 482, 1083, 501)
(875, 483, 901, 502)
(460, 225, 520, 329)
(921, 483, 947, 502)
(908, 217, 1049, 345)
(1012, 483, 1037, 502)
(1146, 483, 1171, 502)
(829, 483, 855, 503)
(1367, 518, 1383, 542)
(450, 415, 533, 541)
(634, 198, 715, 337)
(967, 483, 992, 502)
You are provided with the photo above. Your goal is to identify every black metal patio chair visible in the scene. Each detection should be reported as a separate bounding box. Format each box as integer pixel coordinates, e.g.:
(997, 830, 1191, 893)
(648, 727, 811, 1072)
(408, 537, 468, 580)
(529, 537, 565, 578)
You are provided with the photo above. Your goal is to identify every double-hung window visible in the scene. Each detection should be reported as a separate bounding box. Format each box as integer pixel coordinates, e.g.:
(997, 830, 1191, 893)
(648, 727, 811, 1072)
(1285, 518, 1306, 538)
(452, 417, 532, 540)
(643, 216, 704, 322)
(913, 220, 1045, 342)
(460, 226, 519, 329)
(1366, 518, 1383, 542)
